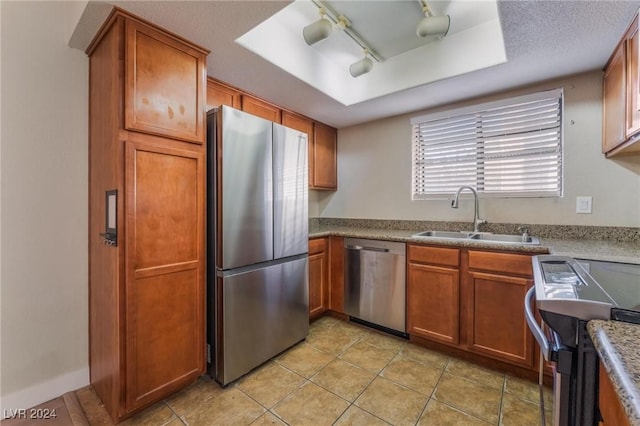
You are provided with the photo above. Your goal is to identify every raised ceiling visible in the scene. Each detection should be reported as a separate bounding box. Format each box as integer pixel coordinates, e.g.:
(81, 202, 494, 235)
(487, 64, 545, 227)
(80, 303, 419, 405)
(236, 1, 505, 106)
(72, 1, 640, 128)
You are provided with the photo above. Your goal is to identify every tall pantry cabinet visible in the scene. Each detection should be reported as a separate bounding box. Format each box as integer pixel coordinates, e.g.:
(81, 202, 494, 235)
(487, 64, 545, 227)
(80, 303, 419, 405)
(87, 8, 208, 421)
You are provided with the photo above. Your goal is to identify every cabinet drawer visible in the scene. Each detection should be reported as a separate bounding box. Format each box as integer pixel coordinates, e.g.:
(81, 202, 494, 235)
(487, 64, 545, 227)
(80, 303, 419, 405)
(468, 251, 533, 276)
(309, 238, 327, 255)
(408, 245, 459, 267)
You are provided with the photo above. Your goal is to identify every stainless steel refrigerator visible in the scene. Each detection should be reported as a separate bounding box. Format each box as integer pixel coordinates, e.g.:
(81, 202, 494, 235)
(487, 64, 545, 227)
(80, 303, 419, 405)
(206, 106, 309, 386)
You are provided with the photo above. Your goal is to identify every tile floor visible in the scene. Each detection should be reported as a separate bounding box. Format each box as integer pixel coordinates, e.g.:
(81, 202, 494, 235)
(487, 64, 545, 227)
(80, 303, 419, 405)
(76, 316, 552, 425)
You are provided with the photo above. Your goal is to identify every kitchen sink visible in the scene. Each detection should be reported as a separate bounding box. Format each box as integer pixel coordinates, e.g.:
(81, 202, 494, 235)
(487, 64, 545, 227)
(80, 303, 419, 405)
(412, 230, 472, 239)
(412, 230, 540, 245)
(469, 233, 540, 244)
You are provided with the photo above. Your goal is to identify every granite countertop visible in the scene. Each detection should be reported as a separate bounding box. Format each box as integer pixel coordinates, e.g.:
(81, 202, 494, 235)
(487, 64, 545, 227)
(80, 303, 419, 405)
(588, 320, 640, 426)
(309, 222, 640, 264)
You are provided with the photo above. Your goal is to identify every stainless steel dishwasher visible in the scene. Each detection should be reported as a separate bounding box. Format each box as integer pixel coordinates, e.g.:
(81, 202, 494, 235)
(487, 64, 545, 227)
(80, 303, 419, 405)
(344, 238, 406, 334)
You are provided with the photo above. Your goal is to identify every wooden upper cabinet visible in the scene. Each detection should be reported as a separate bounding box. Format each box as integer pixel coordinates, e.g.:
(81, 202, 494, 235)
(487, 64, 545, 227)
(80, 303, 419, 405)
(604, 41, 627, 153)
(282, 111, 314, 138)
(627, 15, 640, 137)
(603, 11, 640, 156)
(312, 122, 338, 190)
(206, 78, 241, 110)
(125, 19, 207, 144)
(241, 94, 282, 123)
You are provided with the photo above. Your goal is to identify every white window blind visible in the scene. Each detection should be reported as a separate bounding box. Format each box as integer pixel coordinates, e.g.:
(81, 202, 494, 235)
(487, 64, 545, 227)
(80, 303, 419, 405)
(411, 89, 563, 199)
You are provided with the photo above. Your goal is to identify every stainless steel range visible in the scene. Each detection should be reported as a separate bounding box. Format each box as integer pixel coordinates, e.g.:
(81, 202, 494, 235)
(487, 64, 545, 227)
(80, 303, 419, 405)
(526, 255, 640, 426)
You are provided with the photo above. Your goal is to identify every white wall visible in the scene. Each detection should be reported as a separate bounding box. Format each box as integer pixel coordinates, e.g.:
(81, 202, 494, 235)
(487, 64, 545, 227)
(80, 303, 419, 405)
(1, 1, 89, 411)
(311, 72, 640, 227)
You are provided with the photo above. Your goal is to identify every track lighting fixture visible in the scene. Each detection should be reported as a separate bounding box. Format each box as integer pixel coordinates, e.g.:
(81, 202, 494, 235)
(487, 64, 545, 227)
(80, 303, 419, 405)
(349, 49, 373, 78)
(303, 1, 382, 78)
(303, 8, 332, 45)
(416, 1, 450, 38)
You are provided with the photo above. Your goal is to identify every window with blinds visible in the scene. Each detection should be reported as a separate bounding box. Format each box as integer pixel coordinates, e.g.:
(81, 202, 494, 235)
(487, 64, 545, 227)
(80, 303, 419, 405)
(411, 89, 563, 199)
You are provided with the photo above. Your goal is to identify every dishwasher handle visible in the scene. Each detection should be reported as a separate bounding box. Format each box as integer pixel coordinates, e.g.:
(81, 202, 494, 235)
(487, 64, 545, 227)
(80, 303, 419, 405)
(525, 286, 551, 362)
(346, 245, 390, 253)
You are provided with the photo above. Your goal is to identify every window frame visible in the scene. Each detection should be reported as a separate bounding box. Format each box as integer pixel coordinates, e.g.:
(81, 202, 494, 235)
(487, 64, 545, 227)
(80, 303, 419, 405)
(410, 88, 564, 200)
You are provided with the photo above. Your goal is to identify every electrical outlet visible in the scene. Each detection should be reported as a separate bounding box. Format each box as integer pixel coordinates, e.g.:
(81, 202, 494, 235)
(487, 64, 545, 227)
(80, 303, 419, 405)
(576, 196, 592, 214)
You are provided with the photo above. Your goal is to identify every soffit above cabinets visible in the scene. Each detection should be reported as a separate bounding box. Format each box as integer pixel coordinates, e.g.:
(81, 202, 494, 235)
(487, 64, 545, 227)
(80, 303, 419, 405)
(235, 0, 506, 106)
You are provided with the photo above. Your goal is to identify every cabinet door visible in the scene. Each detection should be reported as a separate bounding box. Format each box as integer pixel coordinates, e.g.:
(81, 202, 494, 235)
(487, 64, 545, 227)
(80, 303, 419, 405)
(329, 237, 345, 313)
(312, 122, 337, 190)
(627, 17, 640, 138)
(309, 238, 329, 319)
(241, 94, 282, 123)
(124, 138, 205, 411)
(125, 19, 207, 144)
(599, 360, 631, 426)
(603, 43, 627, 153)
(466, 271, 533, 368)
(206, 78, 241, 110)
(407, 263, 460, 345)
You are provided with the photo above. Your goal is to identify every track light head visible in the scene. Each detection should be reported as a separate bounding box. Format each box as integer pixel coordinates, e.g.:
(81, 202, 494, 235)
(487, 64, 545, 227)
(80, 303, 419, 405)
(303, 8, 333, 45)
(416, 14, 450, 38)
(349, 50, 373, 78)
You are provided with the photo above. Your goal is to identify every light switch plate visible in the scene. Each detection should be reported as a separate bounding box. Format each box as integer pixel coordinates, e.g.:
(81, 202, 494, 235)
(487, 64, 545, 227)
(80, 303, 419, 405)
(576, 196, 592, 214)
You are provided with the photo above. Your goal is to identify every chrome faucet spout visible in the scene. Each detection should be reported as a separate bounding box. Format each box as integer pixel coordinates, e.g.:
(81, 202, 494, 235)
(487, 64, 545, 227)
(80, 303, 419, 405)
(451, 186, 486, 232)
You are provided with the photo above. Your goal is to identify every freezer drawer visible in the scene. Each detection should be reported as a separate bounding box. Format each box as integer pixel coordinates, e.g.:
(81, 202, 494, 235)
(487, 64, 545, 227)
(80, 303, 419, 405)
(344, 238, 406, 333)
(213, 256, 309, 385)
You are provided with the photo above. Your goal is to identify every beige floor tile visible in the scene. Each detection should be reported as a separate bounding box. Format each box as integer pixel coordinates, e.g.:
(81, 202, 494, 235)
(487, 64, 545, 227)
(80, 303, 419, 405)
(361, 330, 407, 351)
(165, 375, 224, 417)
(418, 399, 491, 425)
(500, 393, 552, 426)
(250, 411, 288, 425)
(275, 342, 334, 378)
(334, 405, 391, 426)
(503, 375, 552, 407)
(120, 402, 176, 425)
(339, 341, 398, 373)
(381, 354, 443, 395)
(306, 326, 360, 356)
(434, 373, 502, 424)
(330, 320, 369, 339)
(446, 358, 505, 389)
(354, 377, 428, 426)
(271, 382, 349, 426)
(400, 343, 450, 370)
(236, 362, 305, 408)
(184, 387, 265, 426)
(310, 359, 376, 401)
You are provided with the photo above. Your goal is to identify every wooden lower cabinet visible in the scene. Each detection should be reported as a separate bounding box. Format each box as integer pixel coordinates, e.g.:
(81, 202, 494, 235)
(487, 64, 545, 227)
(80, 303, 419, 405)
(309, 238, 329, 319)
(407, 245, 538, 372)
(465, 271, 534, 368)
(465, 250, 534, 368)
(407, 245, 460, 345)
(599, 360, 631, 426)
(328, 237, 345, 313)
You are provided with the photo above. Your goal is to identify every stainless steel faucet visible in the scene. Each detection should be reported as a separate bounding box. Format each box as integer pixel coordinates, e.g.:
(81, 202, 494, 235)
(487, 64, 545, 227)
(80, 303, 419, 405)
(451, 186, 486, 232)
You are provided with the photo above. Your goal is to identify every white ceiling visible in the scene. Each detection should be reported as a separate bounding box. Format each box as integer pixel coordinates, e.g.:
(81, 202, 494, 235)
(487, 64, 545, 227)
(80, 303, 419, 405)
(236, 1, 506, 106)
(72, 0, 640, 129)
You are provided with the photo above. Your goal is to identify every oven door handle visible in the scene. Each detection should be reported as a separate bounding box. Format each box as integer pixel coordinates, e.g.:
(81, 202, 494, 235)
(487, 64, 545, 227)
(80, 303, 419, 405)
(525, 286, 551, 361)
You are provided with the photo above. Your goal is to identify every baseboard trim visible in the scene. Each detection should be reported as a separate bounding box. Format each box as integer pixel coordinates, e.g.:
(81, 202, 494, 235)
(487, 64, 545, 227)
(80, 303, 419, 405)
(0, 367, 89, 416)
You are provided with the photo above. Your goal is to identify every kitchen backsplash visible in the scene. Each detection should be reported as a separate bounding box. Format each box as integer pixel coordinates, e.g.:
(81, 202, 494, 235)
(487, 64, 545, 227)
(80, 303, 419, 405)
(309, 217, 640, 242)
